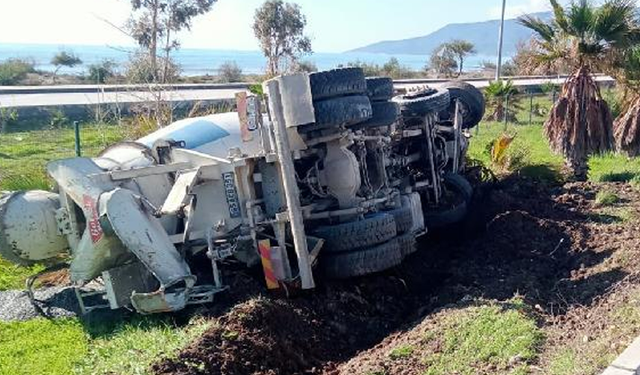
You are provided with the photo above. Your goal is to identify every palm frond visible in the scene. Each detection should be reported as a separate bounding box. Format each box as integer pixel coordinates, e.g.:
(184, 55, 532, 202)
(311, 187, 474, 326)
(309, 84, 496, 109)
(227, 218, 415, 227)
(593, 0, 637, 47)
(550, 0, 570, 33)
(518, 15, 556, 43)
(567, 0, 595, 37)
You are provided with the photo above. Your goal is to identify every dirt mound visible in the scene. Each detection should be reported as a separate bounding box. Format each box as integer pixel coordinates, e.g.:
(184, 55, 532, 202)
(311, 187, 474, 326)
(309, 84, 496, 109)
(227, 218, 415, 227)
(154, 298, 334, 375)
(153, 178, 640, 375)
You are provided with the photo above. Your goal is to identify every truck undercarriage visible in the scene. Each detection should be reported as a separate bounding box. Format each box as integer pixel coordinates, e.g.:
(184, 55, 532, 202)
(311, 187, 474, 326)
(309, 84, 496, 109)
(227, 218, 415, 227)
(0, 68, 485, 314)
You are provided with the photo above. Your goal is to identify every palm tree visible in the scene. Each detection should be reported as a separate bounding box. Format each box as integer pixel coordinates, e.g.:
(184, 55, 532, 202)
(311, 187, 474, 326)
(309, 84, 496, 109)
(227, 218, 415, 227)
(613, 47, 640, 156)
(518, 0, 638, 180)
(484, 80, 523, 123)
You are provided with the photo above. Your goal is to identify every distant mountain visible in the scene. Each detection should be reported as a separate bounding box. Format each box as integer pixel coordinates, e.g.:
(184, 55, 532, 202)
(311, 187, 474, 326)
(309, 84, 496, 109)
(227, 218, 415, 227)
(349, 12, 551, 57)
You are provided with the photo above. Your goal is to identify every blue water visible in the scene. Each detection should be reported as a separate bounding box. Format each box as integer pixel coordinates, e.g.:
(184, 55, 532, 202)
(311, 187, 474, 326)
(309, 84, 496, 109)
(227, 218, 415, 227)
(0, 43, 495, 76)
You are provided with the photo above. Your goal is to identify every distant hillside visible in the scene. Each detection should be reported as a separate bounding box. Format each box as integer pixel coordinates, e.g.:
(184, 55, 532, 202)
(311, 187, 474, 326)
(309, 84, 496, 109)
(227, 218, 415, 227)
(349, 12, 551, 57)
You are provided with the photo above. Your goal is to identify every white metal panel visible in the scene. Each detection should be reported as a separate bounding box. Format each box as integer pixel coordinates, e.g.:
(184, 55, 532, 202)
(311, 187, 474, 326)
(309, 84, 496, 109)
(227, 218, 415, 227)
(160, 170, 199, 216)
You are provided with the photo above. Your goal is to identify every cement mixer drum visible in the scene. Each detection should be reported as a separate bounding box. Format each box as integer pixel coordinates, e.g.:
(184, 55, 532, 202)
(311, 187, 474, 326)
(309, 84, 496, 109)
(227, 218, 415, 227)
(0, 191, 69, 265)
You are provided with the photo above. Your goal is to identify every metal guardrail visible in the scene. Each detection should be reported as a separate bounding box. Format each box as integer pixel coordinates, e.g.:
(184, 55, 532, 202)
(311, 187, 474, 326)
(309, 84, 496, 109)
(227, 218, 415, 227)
(0, 74, 614, 96)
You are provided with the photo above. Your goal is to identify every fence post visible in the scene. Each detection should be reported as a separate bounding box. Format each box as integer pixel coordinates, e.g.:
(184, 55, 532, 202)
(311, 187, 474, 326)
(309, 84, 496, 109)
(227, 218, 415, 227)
(74, 121, 82, 157)
(529, 91, 534, 126)
(503, 94, 509, 131)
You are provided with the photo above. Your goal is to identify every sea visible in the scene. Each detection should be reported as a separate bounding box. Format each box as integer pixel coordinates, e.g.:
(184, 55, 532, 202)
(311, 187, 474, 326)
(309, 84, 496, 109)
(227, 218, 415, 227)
(0, 43, 495, 76)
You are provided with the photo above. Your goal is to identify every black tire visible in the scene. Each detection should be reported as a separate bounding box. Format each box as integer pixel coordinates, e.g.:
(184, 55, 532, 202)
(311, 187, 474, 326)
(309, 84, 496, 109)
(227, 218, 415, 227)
(398, 233, 418, 257)
(350, 101, 399, 130)
(310, 68, 367, 101)
(424, 200, 468, 229)
(393, 88, 450, 116)
(385, 206, 414, 234)
(366, 77, 394, 101)
(314, 213, 397, 254)
(424, 174, 471, 229)
(305, 95, 372, 131)
(322, 238, 402, 279)
(439, 81, 485, 129)
(444, 173, 473, 204)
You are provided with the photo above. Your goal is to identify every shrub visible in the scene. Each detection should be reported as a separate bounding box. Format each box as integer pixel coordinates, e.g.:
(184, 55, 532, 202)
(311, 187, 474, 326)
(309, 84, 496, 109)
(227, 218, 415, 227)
(125, 53, 180, 84)
(87, 60, 116, 84)
(0, 58, 36, 85)
(340, 60, 382, 77)
(217, 61, 243, 83)
(602, 88, 623, 119)
(595, 190, 620, 206)
(294, 60, 317, 73)
(0, 108, 19, 133)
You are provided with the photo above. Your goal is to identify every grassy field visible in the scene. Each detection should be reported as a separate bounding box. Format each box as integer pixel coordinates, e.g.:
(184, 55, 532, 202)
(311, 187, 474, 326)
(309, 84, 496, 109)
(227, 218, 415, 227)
(1, 93, 640, 374)
(0, 315, 212, 375)
(468, 93, 640, 184)
(0, 124, 125, 191)
(0, 124, 127, 291)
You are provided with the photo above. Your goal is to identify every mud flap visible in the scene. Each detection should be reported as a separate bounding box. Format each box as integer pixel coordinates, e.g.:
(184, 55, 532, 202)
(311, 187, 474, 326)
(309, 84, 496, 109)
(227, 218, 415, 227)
(102, 188, 196, 314)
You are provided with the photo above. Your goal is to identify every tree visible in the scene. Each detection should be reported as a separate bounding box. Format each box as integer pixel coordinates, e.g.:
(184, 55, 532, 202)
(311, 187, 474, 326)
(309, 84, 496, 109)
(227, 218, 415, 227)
(428, 44, 458, 77)
(218, 61, 243, 83)
(518, 0, 638, 180)
(127, 0, 216, 82)
(445, 40, 476, 77)
(511, 39, 570, 76)
(51, 51, 82, 83)
(253, 0, 312, 77)
(612, 47, 640, 156)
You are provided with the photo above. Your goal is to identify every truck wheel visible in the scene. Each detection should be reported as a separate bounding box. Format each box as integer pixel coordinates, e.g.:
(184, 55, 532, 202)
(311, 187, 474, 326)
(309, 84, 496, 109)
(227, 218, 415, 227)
(350, 101, 399, 130)
(444, 173, 473, 204)
(322, 238, 402, 279)
(314, 213, 397, 254)
(439, 81, 485, 129)
(303, 95, 372, 132)
(385, 206, 414, 234)
(366, 77, 394, 101)
(424, 175, 471, 229)
(398, 233, 418, 257)
(310, 68, 367, 101)
(424, 200, 468, 229)
(393, 88, 450, 116)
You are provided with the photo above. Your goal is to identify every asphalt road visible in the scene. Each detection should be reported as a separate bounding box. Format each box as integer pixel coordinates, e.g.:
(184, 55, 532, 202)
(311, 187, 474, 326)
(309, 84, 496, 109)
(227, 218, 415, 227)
(0, 76, 615, 108)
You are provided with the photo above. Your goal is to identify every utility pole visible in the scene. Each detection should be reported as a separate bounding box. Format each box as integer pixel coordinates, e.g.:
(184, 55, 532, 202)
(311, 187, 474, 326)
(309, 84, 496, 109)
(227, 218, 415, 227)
(495, 0, 507, 81)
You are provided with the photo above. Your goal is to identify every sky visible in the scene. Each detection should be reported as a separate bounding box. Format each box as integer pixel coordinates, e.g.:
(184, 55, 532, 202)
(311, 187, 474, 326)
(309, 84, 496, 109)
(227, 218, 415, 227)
(0, 0, 587, 53)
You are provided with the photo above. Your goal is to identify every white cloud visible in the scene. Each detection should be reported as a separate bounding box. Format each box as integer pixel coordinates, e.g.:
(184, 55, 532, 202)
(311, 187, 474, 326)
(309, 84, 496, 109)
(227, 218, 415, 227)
(489, 0, 550, 19)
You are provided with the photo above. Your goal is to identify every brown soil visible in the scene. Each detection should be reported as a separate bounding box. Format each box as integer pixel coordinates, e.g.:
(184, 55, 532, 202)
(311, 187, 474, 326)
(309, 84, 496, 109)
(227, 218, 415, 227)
(153, 177, 640, 375)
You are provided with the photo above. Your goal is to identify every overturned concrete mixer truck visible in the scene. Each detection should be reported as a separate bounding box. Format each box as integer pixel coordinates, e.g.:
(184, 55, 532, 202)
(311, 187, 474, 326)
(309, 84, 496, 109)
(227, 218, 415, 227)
(0, 68, 485, 314)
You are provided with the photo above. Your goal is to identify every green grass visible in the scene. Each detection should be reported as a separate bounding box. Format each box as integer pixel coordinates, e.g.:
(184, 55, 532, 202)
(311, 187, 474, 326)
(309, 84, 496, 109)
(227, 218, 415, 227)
(0, 258, 44, 290)
(389, 344, 415, 360)
(595, 190, 621, 206)
(422, 300, 543, 375)
(0, 315, 211, 375)
(0, 124, 127, 289)
(0, 124, 126, 191)
(0, 318, 87, 375)
(469, 122, 640, 183)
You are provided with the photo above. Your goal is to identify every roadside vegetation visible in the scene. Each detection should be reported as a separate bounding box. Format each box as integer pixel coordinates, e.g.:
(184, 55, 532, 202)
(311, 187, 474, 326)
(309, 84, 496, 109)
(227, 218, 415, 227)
(0, 315, 211, 375)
